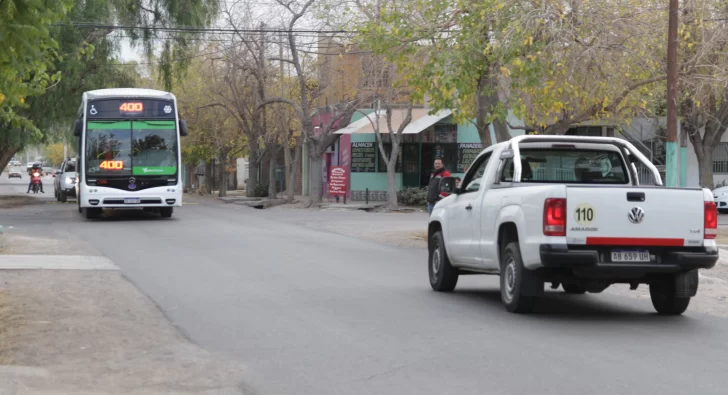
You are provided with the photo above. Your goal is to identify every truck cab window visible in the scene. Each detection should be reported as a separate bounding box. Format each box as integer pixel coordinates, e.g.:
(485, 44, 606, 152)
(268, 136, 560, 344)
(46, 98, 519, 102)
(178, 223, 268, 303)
(500, 149, 628, 184)
(461, 153, 491, 193)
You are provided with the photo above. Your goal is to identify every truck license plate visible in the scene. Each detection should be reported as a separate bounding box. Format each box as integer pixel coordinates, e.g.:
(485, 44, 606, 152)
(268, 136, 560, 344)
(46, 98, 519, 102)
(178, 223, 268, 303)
(124, 198, 141, 204)
(611, 250, 650, 262)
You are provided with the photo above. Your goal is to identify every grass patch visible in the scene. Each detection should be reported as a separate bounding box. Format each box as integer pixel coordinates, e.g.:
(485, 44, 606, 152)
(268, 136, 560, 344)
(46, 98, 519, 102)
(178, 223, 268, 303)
(0, 291, 22, 364)
(0, 196, 34, 209)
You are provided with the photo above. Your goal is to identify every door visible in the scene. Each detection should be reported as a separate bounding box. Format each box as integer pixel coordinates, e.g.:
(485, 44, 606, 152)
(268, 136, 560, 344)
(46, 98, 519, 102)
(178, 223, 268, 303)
(446, 153, 492, 265)
(402, 144, 420, 187)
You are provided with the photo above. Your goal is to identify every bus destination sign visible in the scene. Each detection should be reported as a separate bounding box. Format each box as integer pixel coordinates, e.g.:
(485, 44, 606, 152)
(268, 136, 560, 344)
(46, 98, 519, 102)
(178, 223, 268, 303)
(87, 99, 175, 119)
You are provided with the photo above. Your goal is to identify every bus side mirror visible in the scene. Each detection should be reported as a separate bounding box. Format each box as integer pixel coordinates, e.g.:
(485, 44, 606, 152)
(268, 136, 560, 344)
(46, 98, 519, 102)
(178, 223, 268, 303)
(73, 119, 82, 137)
(179, 119, 188, 137)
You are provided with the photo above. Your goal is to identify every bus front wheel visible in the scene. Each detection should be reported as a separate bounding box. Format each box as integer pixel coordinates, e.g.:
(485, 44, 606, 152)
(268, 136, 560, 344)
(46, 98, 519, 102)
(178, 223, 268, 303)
(160, 207, 173, 218)
(84, 207, 101, 220)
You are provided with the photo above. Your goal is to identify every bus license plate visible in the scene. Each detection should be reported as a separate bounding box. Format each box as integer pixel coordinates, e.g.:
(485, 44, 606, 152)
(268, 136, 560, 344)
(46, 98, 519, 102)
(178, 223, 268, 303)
(611, 250, 650, 262)
(124, 198, 141, 204)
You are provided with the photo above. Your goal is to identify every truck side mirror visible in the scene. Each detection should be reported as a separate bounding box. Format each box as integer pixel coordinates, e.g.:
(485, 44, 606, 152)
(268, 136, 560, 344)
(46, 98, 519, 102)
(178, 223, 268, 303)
(74, 119, 82, 137)
(179, 119, 188, 136)
(439, 176, 457, 194)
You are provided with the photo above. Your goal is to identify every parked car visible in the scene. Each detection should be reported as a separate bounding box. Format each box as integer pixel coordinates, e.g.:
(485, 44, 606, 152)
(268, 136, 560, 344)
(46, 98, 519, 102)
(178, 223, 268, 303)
(428, 135, 719, 315)
(54, 159, 77, 202)
(712, 185, 728, 214)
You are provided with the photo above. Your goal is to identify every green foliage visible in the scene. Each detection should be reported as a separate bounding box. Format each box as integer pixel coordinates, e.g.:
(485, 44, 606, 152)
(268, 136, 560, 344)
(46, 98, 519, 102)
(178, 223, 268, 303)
(351, 0, 668, 137)
(254, 183, 271, 197)
(397, 187, 427, 206)
(0, 0, 73, 129)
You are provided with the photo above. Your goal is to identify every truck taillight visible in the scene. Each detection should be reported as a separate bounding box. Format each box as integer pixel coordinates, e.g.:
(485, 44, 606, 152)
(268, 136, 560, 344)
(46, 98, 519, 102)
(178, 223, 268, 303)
(544, 198, 566, 236)
(705, 201, 717, 239)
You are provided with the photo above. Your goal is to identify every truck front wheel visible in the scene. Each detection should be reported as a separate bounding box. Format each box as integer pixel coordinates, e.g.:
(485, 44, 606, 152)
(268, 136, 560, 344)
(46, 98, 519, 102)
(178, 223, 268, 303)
(428, 231, 458, 292)
(500, 241, 541, 313)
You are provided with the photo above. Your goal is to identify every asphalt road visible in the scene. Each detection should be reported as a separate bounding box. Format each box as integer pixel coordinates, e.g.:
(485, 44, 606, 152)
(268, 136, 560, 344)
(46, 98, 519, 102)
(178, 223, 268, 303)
(2, 174, 728, 395)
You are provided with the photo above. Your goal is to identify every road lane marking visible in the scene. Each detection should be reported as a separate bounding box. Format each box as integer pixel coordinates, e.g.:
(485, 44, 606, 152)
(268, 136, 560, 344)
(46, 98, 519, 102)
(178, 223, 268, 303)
(0, 255, 119, 270)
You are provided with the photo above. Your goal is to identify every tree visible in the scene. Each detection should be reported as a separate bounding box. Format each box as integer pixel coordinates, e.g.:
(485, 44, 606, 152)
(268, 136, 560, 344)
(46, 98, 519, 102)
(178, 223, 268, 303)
(267, 0, 361, 207)
(44, 143, 67, 167)
(351, 0, 669, 145)
(0, 0, 73, 167)
(1, 0, 221, 172)
(176, 55, 246, 197)
(675, 0, 728, 188)
(359, 56, 413, 209)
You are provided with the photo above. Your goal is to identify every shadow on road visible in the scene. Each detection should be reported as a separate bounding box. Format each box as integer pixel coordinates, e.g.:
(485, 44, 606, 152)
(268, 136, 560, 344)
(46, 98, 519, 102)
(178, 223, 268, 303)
(89, 209, 176, 222)
(437, 288, 704, 324)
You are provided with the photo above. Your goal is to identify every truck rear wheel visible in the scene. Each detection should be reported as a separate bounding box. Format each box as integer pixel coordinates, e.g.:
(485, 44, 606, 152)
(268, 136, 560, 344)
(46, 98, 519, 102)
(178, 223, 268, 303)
(500, 241, 541, 313)
(428, 231, 458, 292)
(650, 276, 692, 315)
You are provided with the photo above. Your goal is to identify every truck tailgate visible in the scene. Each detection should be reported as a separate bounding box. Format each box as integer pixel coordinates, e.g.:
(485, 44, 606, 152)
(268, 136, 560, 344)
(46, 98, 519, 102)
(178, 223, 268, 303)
(565, 187, 705, 247)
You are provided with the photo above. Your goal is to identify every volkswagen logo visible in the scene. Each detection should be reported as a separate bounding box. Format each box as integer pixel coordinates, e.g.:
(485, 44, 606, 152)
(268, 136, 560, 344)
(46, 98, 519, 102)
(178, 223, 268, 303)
(628, 207, 645, 224)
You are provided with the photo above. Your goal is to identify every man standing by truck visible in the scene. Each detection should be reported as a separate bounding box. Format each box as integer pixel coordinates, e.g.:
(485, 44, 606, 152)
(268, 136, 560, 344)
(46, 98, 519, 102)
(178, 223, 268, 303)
(426, 158, 451, 214)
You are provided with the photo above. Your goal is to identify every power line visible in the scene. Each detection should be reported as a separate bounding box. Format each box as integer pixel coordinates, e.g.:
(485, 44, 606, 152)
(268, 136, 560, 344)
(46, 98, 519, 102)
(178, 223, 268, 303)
(52, 22, 352, 35)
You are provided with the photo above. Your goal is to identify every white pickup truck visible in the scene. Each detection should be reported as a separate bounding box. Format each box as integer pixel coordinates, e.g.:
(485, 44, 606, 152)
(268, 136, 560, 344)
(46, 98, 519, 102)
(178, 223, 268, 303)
(428, 135, 719, 315)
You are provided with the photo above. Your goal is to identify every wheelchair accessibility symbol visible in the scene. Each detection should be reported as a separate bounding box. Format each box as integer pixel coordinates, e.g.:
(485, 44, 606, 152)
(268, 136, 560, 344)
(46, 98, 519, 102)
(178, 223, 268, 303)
(89, 105, 98, 115)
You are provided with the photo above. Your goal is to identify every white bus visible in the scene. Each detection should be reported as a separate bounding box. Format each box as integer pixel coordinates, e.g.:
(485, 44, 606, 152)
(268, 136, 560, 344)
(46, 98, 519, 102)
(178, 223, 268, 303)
(73, 88, 188, 219)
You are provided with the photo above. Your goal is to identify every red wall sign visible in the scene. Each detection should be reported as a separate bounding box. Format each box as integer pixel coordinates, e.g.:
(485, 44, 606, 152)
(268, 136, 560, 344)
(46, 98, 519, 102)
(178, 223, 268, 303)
(328, 166, 348, 196)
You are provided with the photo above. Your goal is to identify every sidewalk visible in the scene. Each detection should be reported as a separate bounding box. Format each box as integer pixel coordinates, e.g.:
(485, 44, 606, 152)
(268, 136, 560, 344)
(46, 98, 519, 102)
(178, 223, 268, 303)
(0, 232, 247, 394)
(218, 192, 426, 212)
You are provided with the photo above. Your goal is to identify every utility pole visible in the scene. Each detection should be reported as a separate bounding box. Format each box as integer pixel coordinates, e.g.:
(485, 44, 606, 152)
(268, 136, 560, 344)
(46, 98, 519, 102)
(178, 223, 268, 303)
(665, 0, 679, 187)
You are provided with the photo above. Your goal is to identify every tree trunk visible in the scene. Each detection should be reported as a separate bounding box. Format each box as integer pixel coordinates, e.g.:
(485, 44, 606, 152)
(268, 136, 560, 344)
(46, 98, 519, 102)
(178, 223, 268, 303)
(247, 137, 259, 197)
(218, 152, 228, 197)
(386, 157, 398, 209)
(492, 117, 511, 143)
(697, 145, 715, 189)
(287, 143, 301, 202)
(0, 148, 18, 172)
(204, 161, 213, 194)
(269, 142, 278, 198)
(475, 72, 494, 147)
(306, 145, 323, 207)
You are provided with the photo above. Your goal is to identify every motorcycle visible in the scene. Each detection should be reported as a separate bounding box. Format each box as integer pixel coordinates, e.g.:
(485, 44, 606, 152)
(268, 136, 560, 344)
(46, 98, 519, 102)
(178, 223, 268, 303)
(31, 172, 42, 194)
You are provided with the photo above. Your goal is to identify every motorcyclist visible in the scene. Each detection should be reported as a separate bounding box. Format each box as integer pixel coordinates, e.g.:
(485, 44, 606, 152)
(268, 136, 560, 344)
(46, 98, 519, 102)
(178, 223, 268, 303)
(27, 163, 45, 193)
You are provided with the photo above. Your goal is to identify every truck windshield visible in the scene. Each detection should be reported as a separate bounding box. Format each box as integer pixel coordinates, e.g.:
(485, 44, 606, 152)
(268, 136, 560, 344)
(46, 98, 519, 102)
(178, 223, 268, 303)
(86, 120, 178, 177)
(501, 148, 629, 184)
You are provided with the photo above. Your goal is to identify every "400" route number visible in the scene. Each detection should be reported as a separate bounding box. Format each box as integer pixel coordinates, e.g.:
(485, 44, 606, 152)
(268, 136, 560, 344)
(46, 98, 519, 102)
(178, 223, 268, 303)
(99, 160, 124, 170)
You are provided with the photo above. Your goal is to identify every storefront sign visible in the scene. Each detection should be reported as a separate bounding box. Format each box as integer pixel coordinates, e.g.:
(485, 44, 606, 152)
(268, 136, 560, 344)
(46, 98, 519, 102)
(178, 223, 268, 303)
(351, 142, 376, 172)
(457, 143, 484, 172)
(328, 166, 348, 196)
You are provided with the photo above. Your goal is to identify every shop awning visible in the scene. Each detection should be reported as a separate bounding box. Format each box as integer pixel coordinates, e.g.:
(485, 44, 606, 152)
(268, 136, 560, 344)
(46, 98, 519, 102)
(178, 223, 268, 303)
(335, 109, 453, 135)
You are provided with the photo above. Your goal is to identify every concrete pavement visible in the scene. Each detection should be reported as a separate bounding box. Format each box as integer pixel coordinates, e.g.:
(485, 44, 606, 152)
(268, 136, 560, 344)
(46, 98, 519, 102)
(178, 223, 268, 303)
(2, 174, 728, 395)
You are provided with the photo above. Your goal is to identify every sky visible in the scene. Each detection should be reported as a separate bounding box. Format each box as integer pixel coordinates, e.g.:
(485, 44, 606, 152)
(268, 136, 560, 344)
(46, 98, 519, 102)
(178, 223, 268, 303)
(119, 39, 142, 63)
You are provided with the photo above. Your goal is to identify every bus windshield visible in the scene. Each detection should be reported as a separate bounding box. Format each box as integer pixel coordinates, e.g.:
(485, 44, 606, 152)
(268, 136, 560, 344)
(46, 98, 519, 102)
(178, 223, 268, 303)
(86, 120, 178, 177)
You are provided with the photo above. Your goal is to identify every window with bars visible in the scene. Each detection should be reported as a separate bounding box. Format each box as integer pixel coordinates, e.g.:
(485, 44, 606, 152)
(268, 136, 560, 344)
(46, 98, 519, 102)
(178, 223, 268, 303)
(713, 143, 728, 174)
